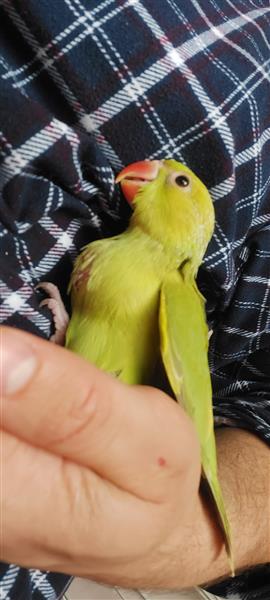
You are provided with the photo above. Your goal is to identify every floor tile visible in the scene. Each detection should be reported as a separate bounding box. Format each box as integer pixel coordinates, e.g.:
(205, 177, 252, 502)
(65, 578, 122, 599)
(65, 580, 224, 600)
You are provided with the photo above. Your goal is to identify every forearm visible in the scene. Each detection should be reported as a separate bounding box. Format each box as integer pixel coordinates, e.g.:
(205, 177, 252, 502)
(211, 429, 269, 576)
(159, 428, 270, 589)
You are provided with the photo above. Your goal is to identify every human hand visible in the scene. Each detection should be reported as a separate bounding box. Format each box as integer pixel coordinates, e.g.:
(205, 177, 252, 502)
(1, 326, 203, 589)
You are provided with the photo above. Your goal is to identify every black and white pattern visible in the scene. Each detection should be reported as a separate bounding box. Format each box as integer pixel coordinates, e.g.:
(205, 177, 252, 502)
(0, 1, 269, 598)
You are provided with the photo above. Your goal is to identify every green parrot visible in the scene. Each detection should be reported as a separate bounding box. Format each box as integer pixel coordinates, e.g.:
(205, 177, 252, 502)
(39, 158, 233, 573)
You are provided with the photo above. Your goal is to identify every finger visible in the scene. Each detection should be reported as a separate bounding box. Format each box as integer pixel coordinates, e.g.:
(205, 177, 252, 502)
(1, 326, 200, 502)
(1, 429, 165, 575)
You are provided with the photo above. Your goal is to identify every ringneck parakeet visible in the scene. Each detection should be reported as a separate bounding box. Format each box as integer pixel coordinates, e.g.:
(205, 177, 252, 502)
(39, 158, 233, 573)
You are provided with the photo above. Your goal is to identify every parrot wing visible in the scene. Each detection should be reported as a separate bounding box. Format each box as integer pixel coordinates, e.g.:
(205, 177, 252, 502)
(159, 269, 234, 574)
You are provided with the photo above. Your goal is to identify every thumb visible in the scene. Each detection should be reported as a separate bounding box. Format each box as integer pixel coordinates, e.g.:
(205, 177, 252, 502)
(1, 326, 200, 502)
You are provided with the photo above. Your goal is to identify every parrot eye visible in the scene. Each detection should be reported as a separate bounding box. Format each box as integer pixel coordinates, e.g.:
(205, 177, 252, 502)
(175, 175, 190, 187)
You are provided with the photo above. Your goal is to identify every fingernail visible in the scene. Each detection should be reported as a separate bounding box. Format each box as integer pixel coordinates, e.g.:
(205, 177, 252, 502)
(1, 331, 38, 395)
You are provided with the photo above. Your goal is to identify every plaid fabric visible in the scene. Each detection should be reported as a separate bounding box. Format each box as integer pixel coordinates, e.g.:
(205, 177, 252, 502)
(0, 0, 269, 598)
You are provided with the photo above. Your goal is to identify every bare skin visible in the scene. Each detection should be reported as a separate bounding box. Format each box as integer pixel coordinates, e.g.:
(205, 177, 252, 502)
(37, 282, 69, 344)
(1, 326, 269, 589)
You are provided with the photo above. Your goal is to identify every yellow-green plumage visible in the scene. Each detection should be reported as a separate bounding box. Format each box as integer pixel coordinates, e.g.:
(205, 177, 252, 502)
(66, 159, 234, 572)
(66, 232, 162, 383)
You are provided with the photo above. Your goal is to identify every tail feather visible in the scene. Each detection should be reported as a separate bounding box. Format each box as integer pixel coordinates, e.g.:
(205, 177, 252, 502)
(202, 457, 234, 576)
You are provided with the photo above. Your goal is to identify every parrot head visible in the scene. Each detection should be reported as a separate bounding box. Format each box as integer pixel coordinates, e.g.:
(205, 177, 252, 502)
(116, 159, 215, 270)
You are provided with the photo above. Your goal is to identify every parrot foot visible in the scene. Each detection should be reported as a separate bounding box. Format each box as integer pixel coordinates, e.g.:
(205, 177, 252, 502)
(37, 282, 69, 345)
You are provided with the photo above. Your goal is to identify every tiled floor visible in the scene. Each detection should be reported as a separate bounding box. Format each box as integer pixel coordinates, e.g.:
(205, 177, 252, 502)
(64, 578, 224, 600)
(64, 578, 122, 599)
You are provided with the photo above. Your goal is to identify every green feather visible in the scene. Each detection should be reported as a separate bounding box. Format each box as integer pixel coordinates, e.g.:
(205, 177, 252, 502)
(159, 270, 234, 574)
(66, 231, 163, 383)
(66, 159, 234, 572)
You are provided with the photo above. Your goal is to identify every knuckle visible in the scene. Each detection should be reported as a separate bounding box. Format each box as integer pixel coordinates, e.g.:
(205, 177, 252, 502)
(47, 377, 115, 450)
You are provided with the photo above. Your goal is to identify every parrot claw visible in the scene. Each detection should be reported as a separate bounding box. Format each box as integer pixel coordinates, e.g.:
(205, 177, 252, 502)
(37, 282, 69, 345)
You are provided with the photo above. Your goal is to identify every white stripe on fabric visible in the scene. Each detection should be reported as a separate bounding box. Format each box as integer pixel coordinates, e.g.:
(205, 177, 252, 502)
(81, 7, 270, 133)
(0, 119, 68, 189)
(10, 1, 134, 90)
(30, 570, 57, 599)
(0, 565, 20, 599)
(154, 56, 270, 164)
(2, 0, 120, 81)
(1, 0, 86, 118)
(192, 1, 270, 79)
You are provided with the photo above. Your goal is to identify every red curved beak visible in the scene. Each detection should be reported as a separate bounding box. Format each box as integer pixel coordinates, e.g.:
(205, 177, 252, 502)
(116, 160, 160, 204)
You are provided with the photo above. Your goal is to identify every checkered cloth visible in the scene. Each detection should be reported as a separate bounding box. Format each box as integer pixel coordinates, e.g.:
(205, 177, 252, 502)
(0, 1, 269, 598)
